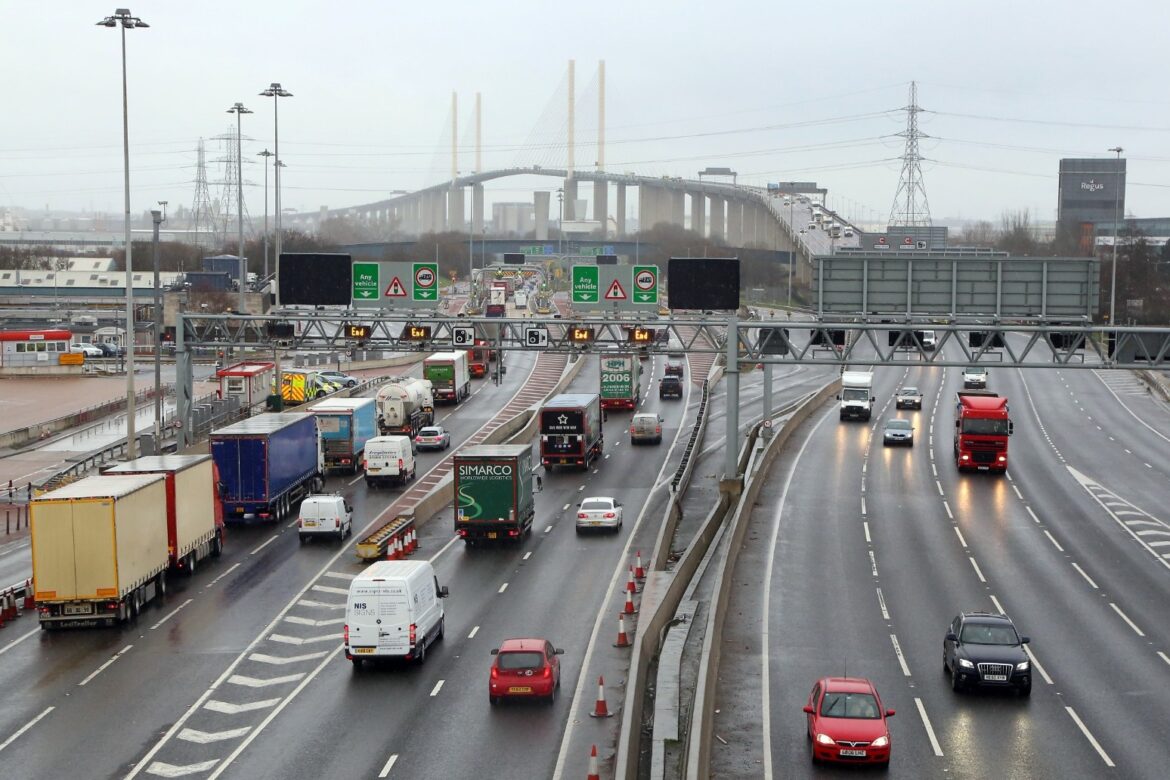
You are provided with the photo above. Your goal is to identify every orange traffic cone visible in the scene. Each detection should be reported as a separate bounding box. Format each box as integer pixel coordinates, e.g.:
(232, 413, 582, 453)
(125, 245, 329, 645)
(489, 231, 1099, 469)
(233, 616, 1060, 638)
(624, 587, 637, 615)
(613, 612, 631, 647)
(626, 566, 637, 593)
(386, 536, 399, 561)
(404, 528, 415, 554)
(587, 744, 601, 780)
(634, 550, 646, 580)
(589, 676, 613, 718)
(23, 579, 35, 609)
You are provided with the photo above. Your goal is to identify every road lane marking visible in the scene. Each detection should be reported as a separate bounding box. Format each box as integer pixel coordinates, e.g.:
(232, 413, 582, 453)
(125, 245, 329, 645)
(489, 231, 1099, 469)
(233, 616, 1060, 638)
(250, 535, 278, 555)
(347, 472, 365, 486)
(0, 627, 40, 656)
(227, 672, 307, 687)
(1071, 562, 1099, 589)
(969, 557, 986, 583)
(1110, 603, 1145, 636)
(203, 699, 280, 715)
(868, 550, 878, 577)
(914, 698, 944, 757)
(890, 634, 911, 676)
(79, 644, 133, 686)
(1024, 645, 1053, 684)
(1158, 651, 1170, 667)
(863, 521, 871, 543)
(498, 583, 508, 594)
(0, 706, 54, 754)
(953, 527, 968, 548)
(860, 497, 866, 516)
(989, 594, 1006, 615)
(178, 726, 252, 744)
(522, 551, 532, 560)
(430, 680, 445, 697)
(562, 503, 570, 511)
(545, 525, 553, 534)
(1043, 530, 1064, 552)
(876, 588, 889, 620)
(1012, 484, 1023, 500)
(151, 598, 195, 630)
(204, 563, 241, 589)
(936, 480, 943, 496)
(379, 754, 399, 778)
(249, 652, 329, 666)
(468, 626, 479, 639)
(1025, 506, 1040, 524)
(1066, 707, 1114, 767)
(943, 500, 953, 520)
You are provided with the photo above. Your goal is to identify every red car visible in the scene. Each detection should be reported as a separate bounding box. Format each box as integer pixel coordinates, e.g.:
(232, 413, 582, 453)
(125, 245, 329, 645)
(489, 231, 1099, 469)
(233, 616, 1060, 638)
(489, 638, 564, 705)
(803, 677, 894, 768)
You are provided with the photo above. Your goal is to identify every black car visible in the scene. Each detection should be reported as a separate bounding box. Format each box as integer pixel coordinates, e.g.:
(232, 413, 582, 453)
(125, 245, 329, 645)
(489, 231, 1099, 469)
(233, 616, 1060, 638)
(659, 376, 683, 400)
(664, 358, 685, 378)
(943, 611, 1031, 696)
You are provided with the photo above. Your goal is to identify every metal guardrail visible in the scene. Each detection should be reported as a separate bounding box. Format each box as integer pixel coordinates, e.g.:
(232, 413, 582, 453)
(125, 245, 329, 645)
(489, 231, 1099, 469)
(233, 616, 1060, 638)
(670, 380, 709, 493)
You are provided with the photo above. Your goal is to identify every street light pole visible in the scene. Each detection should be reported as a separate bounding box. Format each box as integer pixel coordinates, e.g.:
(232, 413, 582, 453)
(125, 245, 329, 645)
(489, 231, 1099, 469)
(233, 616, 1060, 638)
(258, 149, 273, 285)
(98, 8, 149, 461)
(151, 208, 164, 441)
(228, 102, 253, 313)
(557, 188, 564, 256)
(1108, 146, 1124, 325)
(787, 198, 795, 309)
(260, 83, 292, 304)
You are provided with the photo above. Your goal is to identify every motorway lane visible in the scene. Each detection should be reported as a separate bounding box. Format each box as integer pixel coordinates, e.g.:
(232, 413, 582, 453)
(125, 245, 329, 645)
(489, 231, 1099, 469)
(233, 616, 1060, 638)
(203, 355, 694, 779)
(0, 351, 541, 778)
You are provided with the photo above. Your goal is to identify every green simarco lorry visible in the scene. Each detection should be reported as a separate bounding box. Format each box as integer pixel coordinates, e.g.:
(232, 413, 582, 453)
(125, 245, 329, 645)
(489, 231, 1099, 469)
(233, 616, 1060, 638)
(453, 445, 535, 546)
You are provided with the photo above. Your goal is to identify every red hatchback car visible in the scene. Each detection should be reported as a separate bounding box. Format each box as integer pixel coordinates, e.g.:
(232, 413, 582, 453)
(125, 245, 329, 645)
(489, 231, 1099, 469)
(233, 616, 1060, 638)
(489, 638, 564, 705)
(804, 677, 894, 768)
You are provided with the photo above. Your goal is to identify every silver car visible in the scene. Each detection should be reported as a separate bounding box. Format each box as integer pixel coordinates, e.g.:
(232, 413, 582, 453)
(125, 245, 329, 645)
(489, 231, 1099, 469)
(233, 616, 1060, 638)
(895, 386, 922, 410)
(882, 418, 914, 447)
(575, 496, 623, 534)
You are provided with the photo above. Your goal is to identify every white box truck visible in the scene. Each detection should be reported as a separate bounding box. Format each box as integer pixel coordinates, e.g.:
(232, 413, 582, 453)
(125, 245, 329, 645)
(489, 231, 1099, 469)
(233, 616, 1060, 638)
(424, 352, 471, 404)
(344, 560, 449, 667)
(32, 473, 171, 628)
(838, 370, 874, 421)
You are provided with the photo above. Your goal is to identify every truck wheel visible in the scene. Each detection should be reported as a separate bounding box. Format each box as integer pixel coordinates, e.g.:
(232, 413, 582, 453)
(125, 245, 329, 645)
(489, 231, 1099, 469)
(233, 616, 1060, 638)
(415, 642, 427, 665)
(187, 552, 197, 576)
(211, 531, 223, 558)
(351, 658, 363, 671)
(156, 573, 167, 602)
(438, 617, 445, 641)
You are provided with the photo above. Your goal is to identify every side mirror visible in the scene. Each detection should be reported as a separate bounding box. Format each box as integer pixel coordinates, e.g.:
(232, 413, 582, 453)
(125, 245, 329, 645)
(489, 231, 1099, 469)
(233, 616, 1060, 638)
(945, 631, 958, 642)
(490, 648, 499, 656)
(1008, 421, 1015, 435)
(802, 705, 815, 715)
(554, 648, 565, 655)
(438, 585, 450, 598)
(885, 709, 896, 717)
(835, 394, 841, 401)
(1020, 635, 1030, 645)
(870, 395, 876, 402)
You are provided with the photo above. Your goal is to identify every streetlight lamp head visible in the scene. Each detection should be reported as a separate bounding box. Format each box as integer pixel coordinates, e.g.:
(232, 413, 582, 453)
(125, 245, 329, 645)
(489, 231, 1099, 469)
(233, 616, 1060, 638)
(1109, 146, 1123, 154)
(260, 83, 292, 98)
(98, 9, 147, 28)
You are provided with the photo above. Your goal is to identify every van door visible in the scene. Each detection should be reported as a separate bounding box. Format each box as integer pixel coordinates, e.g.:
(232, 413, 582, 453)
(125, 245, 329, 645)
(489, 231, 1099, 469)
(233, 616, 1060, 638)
(348, 581, 412, 656)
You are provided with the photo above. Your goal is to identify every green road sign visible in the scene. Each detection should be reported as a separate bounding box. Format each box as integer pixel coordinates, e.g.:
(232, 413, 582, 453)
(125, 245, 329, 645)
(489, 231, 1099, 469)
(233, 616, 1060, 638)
(572, 266, 599, 304)
(353, 262, 379, 300)
(632, 265, 659, 305)
(413, 262, 438, 301)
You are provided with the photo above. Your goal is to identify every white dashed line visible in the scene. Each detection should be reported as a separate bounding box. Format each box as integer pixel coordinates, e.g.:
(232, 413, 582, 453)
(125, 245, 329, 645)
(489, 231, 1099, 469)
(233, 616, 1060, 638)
(545, 525, 553, 534)
(205, 563, 241, 589)
(863, 521, 871, 543)
(876, 588, 889, 620)
(79, 644, 133, 686)
(562, 504, 570, 511)
(1012, 484, 1023, 500)
(1025, 645, 1053, 684)
(1025, 506, 1040, 524)
(1158, 651, 1170, 667)
(429, 680, 445, 697)
(1043, 530, 1064, 552)
(378, 754, 399, 778)
(522, 551, 532, 561)
(943, 501, 953, 520)
(914, 698, 944, 757)
(498, 583, 508, 594)
(1110, 603, 1145, 636)
(1071, 562, 1098, 589)
(936, 481, 944, 496)
(890, 634, 911, 676)
(860, 497, 866, 516)
(1066, 707, 1114, 767)
(250, 535, 279, 555)
(151, 598, 194, 630)
(0, 706, 54, 754)
(969, 557, 987, 583)
(953, 527, 968, 548)
(989, 595, 1006, 614)
(868, 551, 878, 577)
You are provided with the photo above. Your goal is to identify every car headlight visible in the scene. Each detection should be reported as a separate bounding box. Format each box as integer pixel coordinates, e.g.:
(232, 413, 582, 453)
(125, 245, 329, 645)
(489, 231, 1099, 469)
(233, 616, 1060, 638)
(1016, 660, 1030, 671)
(871, 735, 889, 748)
(816, 733, 836, 746)
(958, 658, 974, 669)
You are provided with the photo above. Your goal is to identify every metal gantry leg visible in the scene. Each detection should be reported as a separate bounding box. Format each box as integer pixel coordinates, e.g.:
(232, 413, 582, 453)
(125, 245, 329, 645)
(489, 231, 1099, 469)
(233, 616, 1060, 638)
(724, 314, 739, 481)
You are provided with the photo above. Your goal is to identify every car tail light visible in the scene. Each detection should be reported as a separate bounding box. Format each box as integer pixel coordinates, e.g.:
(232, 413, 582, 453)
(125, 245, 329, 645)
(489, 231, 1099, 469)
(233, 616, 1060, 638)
(106, 601, 120, 611)
(362, 460, 367, 470)
(629, 426, 635, 434)
(490, 665, 499, 680)
(398, 458, 404, 470)
(409, 623, 417, 647)
(656, 426, 661, 434)
(343, 624, 349, 645)
(541, 665, 552, 678)
(508, 529, 520, 537)
(578, 513, 587, 519)
(604, 512, 615, 519)
(335, 518, 340, 529)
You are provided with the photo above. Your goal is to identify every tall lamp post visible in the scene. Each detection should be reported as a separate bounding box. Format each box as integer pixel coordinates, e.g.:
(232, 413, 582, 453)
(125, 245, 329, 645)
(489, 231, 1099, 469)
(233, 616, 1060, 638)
(258, 149, 273, 284)
(151, 207, 164, 441)
(1108, 146, 1124, 326)
(557, 188, 564, 256)
(260, 83, 292, 303)
(98, 8, 149, 460)
(227, 103, 252, 313)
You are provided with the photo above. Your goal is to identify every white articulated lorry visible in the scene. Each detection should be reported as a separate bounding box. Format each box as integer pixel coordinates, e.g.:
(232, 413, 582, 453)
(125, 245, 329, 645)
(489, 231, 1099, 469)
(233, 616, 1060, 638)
(838, 370, 875, 421)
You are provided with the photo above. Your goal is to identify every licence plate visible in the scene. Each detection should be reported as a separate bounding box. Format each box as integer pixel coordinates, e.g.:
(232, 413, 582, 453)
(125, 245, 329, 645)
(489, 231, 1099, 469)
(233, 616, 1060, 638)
(985, 674, 1008, 681)
(590, 521, 601, 526)
(354, 647, 375, 655)
(64, 604, 93, 616)
(508, 686, 532, 693)
(302, 520, 318, 527)
(839, 749, 866, 758)
(487, 532, 497, 539)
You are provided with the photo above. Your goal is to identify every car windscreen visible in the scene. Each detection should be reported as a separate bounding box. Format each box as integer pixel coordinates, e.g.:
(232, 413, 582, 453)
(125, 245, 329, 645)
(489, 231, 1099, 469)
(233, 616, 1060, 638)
(962, 419, 1009, 435)
(886, 420, 911, 431)
(964, 367, 987, 376)
(842, 388, 869, 401)
(900, 387, 919, 396)
(497, 651, 544, 670)
(580, 500, 612, 512)
(961, 624, 1020, 645)
(820, 692, 881, 719)
(418, 428, 440, 436)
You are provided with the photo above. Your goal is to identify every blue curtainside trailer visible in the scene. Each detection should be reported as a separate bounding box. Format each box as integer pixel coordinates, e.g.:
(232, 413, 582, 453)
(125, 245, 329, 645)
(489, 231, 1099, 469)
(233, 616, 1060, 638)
(210, 412, 324, 522)
(307, 396, 378, 474)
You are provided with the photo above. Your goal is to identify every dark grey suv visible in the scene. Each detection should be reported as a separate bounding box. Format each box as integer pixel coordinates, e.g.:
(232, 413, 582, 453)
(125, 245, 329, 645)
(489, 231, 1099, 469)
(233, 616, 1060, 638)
(943, 611, 1031, 696)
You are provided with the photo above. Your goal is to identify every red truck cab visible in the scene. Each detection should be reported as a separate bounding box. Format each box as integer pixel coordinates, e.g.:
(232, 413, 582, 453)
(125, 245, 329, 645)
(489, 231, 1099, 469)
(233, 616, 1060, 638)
(953, 391, 1013, 473)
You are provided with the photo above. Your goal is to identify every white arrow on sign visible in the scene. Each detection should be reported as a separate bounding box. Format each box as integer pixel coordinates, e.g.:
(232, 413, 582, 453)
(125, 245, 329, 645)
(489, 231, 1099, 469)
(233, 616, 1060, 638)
(635, 293, 654, 302)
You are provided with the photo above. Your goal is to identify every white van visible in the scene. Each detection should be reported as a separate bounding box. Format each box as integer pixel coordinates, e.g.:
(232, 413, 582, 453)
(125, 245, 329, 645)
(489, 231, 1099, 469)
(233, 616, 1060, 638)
(364, 435, 416, 489)
(920, 330, 938, 351)
(298, 494, 353, 542)
(345, 560, 449, 667)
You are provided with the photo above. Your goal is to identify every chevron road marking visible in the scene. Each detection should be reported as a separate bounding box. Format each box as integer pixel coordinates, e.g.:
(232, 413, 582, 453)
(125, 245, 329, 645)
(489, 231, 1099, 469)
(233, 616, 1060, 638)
(249, 651, 329, 666)
(178, 727, 251, 744)
(145, 760, 221, 777)
(226, 673, 305, 688)
(203, 698, 281, 715)
(268, 633, 338, 646)
(283, 615, 345, 627)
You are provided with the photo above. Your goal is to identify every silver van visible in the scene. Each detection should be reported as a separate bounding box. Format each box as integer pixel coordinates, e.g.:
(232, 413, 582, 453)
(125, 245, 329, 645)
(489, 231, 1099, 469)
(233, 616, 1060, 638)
(629, 412, 664, 445)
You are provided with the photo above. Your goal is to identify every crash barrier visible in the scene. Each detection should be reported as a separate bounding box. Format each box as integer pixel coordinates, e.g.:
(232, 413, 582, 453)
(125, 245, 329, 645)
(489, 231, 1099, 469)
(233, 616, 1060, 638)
(684, 380, 841, 777)
(4, 506, 29, 534)
(0, 384, 172, 451)
(356, 514, 417, 561)
(0, 579, 34, 629)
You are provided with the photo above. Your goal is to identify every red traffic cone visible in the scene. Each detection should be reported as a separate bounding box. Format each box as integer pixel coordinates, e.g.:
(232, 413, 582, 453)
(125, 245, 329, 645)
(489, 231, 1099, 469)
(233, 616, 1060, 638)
(613, 612, 631, 648)
(386, 536, 399, 561)
(589, 675, 613, 718)
(404, 528, 415, 554)
(23, 579, 35, 609)
(624, 587, 637, 615)
(587, 744, 601, 780)
(634, 550, 646, 580)
(626, 565, 637, 593)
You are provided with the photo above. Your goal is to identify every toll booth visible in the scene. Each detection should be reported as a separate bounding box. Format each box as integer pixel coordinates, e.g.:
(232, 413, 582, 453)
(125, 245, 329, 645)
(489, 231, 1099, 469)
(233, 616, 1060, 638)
(217, 360, 276, 409)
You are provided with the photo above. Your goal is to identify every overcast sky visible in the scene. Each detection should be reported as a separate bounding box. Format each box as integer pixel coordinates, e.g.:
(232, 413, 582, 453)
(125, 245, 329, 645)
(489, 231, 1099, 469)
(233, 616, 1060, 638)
(3, 1, 1167, 228)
